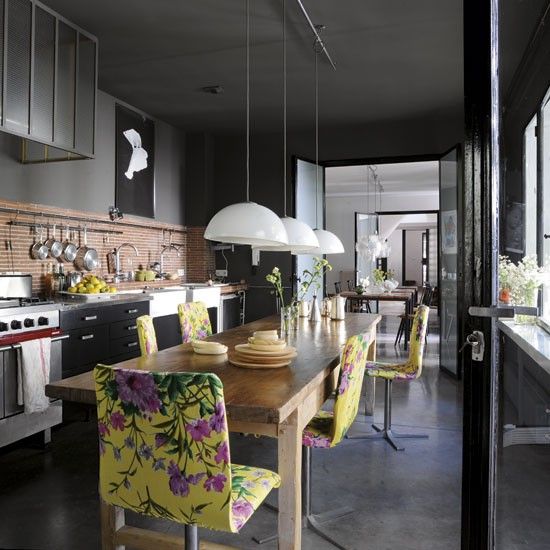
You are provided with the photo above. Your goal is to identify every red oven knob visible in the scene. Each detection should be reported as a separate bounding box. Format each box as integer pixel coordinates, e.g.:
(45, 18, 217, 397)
(24, 318, 35, 328)
(0, 322, 8, 332)
(11, 320, 22, 330)
(38, 316, 49, 326)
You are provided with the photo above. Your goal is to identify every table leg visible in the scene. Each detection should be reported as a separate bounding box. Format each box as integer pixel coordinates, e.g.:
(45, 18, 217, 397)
(404, 298, 412, 350)
(100, 499, 125, 550)
(278, 409, 302, 550)
(364, 333, 377, 416)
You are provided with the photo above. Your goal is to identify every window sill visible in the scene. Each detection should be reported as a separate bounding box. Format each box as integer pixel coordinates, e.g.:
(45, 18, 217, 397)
(497, 319, 550, 377)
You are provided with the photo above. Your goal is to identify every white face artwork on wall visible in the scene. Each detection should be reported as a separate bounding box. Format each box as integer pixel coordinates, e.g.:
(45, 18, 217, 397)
(123, 128, 148, 180)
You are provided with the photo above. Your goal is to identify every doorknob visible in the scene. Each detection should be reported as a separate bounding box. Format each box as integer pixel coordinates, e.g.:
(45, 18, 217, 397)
(459, 331, 485, 362)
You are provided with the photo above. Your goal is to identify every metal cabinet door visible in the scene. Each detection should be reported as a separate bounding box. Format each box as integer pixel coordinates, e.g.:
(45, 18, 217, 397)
(0, 352, 4, 419)
(3, 349, 23, 417)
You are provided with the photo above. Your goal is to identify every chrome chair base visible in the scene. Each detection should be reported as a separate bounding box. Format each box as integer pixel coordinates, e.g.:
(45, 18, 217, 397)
(253, 447, 353, 549)
(185, 524, 199, 550)
(350, 424, 428, 451)
(348, 379, 429, 451)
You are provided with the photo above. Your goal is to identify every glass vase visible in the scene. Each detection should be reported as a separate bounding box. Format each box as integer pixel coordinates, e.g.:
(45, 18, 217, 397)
(280, 304, 298, 338)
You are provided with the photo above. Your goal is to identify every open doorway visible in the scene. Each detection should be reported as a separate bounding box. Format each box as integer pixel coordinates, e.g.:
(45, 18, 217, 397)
(318, 155, 462, 547)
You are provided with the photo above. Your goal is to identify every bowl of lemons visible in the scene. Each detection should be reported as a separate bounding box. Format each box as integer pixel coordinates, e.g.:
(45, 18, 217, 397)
(64, 275, 117, 300)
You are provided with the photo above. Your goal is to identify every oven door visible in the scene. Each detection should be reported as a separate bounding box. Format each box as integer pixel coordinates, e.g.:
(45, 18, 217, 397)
(0, 335, 66, 419)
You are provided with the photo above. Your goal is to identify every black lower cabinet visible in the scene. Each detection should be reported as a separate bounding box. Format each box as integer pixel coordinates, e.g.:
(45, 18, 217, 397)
(153, 314, 182, 351)
(60, 300, 149, 378)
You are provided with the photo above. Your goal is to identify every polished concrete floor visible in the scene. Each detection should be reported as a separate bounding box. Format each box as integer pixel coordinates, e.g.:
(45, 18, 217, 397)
(0, 310, 464, 550)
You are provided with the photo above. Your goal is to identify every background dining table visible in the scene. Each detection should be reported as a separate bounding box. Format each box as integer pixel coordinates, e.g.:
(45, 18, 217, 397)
(341, 288, 416, 349)
(46, 313, 381, 550)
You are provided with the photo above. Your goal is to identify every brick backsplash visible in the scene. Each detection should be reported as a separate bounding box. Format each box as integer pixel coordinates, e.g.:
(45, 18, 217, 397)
(0, 198, 215, 295)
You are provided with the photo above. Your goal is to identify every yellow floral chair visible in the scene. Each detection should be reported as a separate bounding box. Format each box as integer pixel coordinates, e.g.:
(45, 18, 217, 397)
(177, 302, 212, 343)
(94, 365, 280, 549)
(136, 315, 158, 357)
(350, 304, 430, 451)
(256, 331, 371, 549)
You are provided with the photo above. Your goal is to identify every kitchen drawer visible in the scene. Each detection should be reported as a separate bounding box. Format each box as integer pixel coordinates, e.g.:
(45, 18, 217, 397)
(110, 334, 140, 359)
(60, 307, 108, 330)
(108, 301, 149, 323)
(62, 324, 109, 373)
(110, 318, 139, 340)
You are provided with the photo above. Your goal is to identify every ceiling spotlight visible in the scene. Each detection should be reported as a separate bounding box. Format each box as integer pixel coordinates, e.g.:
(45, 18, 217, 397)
(201, 85, 224, 95)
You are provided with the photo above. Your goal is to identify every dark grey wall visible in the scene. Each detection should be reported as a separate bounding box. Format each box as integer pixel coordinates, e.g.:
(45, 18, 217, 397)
(189, 110, 463, 320)
(0, 91, 185, 225)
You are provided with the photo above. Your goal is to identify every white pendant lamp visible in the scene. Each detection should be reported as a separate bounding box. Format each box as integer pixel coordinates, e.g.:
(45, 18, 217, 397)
(302, 43, 344, 255)
(204, 0, 288, 247)
(255, 0, 318, 253)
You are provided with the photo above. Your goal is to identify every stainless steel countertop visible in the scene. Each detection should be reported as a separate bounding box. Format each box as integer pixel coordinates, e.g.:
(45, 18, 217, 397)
(53, 293, 152, 311)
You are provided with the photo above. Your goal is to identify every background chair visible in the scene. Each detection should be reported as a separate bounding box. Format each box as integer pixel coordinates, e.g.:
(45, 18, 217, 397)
(94, 365, 280, 550)
(351, 305, 430, 451)
(178, 301, 212, 343)
(136, 314, 158, 357)
(394, 283, 433, 346)
(255, 331, 372, 550)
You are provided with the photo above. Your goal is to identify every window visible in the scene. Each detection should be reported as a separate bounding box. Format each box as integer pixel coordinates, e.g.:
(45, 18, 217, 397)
(524, 115, 537, 256)
(542, 96, 550, 323)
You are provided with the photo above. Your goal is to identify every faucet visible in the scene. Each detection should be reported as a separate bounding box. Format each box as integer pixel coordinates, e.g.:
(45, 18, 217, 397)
(114, 243, 139, 282)
(160, 244, 180, 278)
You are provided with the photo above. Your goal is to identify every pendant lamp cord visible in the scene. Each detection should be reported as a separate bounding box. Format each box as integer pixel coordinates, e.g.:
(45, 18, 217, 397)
(314, 39, 321, 228)
(246, 0, 250, 202)
(283, 0, 287, 216)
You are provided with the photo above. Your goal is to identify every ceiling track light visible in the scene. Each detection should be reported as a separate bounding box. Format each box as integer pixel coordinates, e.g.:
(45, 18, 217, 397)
(204, 0, 288, 247)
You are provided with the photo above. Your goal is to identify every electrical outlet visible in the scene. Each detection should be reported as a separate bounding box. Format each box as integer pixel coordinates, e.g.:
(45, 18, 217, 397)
(216, 269, 228, 277)
(177, 268, 185, 277)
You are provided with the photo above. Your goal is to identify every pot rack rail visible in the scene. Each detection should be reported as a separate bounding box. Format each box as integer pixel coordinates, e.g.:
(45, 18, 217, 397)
(8, 220, 123, 235)
(0, 206, 187, 234)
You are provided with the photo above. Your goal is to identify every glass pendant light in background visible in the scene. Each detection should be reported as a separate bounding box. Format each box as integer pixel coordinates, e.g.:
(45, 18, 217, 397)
(302, 42, 344, 255)
(254, 0, 318, 253)
(356, 165, 382, 260)
(366, 166, 383, 258)
(205, 0, 288, 247)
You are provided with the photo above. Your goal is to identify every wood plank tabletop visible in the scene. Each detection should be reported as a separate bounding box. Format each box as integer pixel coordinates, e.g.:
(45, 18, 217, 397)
(46, 313, 381, 425)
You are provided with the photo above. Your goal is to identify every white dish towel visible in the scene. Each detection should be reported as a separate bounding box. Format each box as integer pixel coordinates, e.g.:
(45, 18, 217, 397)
(17, 338, 51, 414)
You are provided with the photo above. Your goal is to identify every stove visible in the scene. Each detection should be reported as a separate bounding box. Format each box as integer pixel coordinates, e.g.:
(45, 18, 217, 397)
(0, 298, 60, 341)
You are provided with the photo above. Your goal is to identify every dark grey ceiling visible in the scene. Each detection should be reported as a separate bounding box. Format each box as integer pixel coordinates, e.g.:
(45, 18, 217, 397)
(43, 0, 463, 134)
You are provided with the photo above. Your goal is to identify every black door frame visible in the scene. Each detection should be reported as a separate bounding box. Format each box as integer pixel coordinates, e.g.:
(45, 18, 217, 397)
(461, 0, 499, 548)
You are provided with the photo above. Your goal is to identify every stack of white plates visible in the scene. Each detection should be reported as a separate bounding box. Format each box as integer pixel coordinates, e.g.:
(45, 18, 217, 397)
(191, 340, 228, 355)
(229, 330, 297, 369)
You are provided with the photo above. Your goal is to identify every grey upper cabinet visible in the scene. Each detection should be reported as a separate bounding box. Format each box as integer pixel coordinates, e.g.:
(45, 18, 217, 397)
(0, 0, 97, 157)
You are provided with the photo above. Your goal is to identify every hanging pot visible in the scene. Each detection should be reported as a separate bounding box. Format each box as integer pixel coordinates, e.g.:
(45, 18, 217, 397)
(44, 224, 63, 259)
(74, 227, 99, 271)
(62, 226, 78, 263)
(30, 226, 49, 260)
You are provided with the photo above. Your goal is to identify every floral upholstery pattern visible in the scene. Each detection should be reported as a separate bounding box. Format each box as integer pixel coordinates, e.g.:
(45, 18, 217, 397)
(177, 302, 212, 343)
(365, 305, 430, 381)
(94, 364, 280, 533)
(136, 315, 158, 357)
(302, 331, 371, 449)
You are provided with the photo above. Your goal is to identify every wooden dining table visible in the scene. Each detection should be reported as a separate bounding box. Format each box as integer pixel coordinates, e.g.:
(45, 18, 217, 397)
(46, 313, 381, 550)
(341, 288, 416, 349)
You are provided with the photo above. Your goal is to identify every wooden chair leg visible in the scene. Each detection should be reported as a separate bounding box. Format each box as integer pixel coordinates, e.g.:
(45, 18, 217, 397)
(100, 499, 125, 550)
